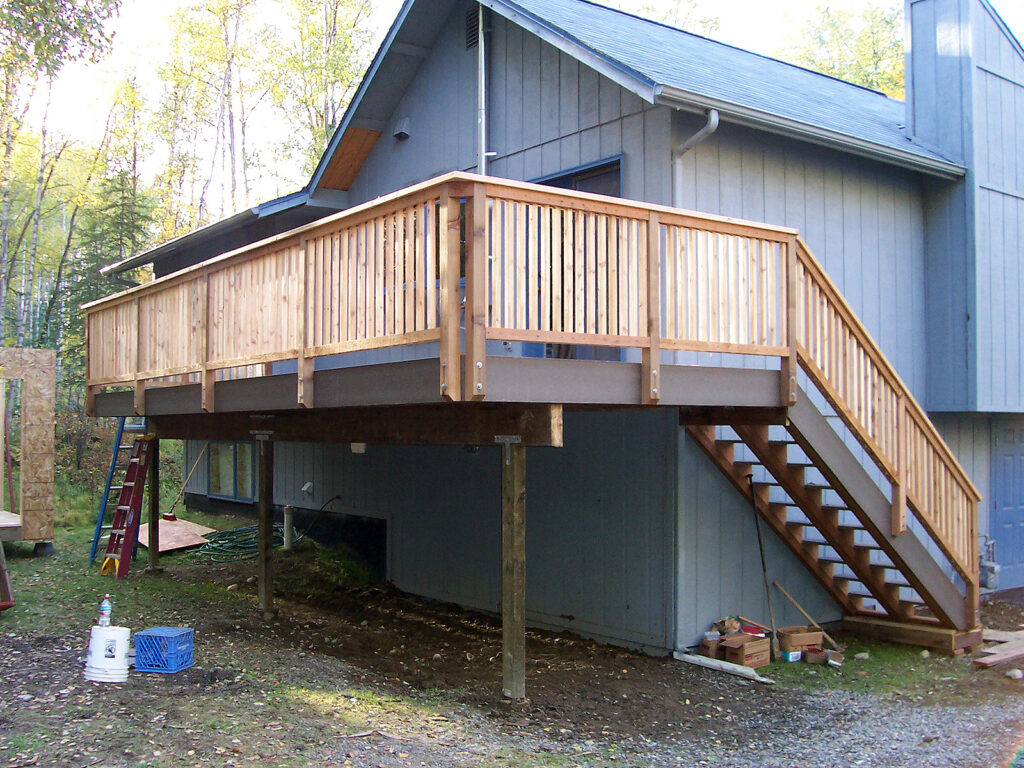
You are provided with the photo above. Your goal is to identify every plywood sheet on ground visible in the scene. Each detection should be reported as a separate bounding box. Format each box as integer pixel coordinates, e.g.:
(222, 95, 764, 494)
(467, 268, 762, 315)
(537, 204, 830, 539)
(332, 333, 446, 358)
(137, 518, 214, 553)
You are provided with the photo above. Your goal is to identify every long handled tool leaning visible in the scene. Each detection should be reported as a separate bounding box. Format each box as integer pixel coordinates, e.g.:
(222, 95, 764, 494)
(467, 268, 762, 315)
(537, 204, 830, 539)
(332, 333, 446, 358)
(747, 474, 780, 657)
(774, 580, 842, 651)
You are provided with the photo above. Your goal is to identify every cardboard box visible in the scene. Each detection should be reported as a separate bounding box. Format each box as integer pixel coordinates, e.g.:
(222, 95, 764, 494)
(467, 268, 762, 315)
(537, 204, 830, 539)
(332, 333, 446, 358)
(721, 633, 771, 669)
(699, 638, 720, 659)
(804, 647, 828, 664)
(779, 650, 802, 662)
(778, 625, 824, 653)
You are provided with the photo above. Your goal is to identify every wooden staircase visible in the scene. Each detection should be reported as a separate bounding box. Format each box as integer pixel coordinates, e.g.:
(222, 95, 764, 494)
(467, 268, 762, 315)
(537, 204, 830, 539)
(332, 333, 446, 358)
(687, 392, 974, 631)
(679, 236, 983, 635)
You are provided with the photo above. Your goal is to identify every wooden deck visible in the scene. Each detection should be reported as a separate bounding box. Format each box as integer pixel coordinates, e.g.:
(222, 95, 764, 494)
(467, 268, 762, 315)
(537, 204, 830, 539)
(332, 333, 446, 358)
(83, 171, 981, 635)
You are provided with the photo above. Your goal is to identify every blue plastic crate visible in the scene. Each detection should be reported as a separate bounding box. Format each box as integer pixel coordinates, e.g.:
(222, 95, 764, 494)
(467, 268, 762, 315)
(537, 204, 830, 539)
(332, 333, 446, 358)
(134, 627, 194, 673)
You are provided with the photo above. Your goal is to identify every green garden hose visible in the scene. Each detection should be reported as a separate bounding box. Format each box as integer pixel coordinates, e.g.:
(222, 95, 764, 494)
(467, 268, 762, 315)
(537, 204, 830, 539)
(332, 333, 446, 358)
(196, 523, 305, 563)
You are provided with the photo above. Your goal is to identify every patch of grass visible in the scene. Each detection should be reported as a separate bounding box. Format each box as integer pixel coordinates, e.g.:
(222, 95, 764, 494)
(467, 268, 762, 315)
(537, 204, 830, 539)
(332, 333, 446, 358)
(273, 541, 376, 599)
(54, 477, 98, 530)
(767, 633, 968, 695)
(2, 525, 253, 635)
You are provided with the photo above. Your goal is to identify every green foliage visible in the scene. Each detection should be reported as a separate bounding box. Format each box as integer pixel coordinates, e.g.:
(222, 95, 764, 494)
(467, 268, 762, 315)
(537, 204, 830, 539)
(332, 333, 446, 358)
(782, 3, 905, 98)
(266, 0, 373, 178)
(0, 0, 120, 76)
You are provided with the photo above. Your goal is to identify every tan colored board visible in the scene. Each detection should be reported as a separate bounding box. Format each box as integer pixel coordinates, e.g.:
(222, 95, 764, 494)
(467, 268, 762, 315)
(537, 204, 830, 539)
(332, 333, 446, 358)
(0, 349, 55, 541)
(137, 518, 214, 553)
(318, 128, 381, 190)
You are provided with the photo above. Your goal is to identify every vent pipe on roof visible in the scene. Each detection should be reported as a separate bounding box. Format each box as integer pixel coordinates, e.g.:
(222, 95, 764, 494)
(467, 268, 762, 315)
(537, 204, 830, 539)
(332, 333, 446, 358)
(671, 108, 719, 207)
(476, 3, 488, 175)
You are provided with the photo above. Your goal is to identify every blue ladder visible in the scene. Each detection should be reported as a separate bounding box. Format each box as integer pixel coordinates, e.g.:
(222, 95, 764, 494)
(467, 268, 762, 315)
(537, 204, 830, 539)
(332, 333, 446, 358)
(89, 417, 148, 563)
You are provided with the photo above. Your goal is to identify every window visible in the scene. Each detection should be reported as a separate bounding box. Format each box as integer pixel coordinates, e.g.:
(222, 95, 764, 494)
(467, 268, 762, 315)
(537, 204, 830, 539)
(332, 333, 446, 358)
(539, 158, 621, 197)
(208, 441, 256, 502)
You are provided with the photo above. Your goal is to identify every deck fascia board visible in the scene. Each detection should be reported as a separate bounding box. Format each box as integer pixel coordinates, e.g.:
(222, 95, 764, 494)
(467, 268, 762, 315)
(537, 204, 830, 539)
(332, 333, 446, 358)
(92, 359, 783, 418)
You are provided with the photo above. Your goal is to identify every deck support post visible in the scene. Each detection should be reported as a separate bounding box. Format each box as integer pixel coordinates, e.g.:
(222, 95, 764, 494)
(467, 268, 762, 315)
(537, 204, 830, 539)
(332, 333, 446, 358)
(257, 436, 276, 620)
(500, 439, 526, 699)
(145, 438, 161, 572)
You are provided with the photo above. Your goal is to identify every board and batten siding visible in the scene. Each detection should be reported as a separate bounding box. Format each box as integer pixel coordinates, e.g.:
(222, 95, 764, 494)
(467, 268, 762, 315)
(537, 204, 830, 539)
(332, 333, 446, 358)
(907, 0, 975, 412)
(675, 433, 840, 647)
(972, 0, 1024, 412)
(674, 116, 929, 402)
(185, 410, 677, 651)
(346, 7, 672, 208)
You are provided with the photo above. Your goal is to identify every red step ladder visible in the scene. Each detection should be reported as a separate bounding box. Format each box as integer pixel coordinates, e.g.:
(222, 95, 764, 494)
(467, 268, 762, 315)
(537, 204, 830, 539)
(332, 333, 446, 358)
(100, 435, 155, 579)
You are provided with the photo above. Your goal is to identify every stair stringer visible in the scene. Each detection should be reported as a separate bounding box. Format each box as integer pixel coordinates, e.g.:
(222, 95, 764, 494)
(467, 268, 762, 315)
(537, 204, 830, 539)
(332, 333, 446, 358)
(684, 424, 860, 616)
(732, 423, 907, 620)
(786, 393, 972, 630)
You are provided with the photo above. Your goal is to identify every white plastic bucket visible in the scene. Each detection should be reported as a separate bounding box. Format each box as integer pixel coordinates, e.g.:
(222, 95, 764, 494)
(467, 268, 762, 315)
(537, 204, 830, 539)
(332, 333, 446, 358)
(84, 625, 130, 683)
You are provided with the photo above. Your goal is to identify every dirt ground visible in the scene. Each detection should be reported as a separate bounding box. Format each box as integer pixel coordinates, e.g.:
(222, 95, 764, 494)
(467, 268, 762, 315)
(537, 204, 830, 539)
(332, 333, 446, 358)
(3, 529, 1024, 767)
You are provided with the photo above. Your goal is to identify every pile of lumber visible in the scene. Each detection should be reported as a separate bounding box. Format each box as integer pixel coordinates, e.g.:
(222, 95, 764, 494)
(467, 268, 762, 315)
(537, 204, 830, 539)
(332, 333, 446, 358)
(974, 627, 1024, 668)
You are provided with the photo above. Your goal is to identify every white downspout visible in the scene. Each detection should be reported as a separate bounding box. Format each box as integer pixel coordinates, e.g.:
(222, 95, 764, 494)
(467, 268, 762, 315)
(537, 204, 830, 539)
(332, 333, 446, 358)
(671, 109, 719, 207)
(476, 4, 487, 176)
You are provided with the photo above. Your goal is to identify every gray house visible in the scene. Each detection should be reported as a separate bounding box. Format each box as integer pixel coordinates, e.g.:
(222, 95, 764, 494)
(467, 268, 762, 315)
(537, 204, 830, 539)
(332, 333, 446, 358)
(85, 0, 1021, 694)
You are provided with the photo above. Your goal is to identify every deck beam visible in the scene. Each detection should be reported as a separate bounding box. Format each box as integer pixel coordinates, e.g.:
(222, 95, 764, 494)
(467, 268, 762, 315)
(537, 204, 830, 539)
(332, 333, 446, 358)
(148, 403, 564, 448)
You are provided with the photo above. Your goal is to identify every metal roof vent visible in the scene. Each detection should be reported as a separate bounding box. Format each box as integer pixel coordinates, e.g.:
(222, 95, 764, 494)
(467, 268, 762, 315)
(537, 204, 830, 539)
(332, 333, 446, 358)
(466, 7, 479, 49)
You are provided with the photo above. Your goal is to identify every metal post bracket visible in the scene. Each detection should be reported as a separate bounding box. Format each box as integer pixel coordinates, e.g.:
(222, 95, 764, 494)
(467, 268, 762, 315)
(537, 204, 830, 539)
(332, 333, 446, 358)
(494, 434, 522, 465)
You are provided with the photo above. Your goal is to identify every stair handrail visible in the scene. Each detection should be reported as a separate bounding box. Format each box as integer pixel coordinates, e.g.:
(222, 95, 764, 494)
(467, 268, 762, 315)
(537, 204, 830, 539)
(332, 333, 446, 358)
(793, 237, 979, 589)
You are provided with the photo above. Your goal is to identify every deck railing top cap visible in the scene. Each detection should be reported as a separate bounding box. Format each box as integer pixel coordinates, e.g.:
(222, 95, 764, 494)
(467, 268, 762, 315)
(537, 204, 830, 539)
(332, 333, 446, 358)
(85, 170, 801, 312)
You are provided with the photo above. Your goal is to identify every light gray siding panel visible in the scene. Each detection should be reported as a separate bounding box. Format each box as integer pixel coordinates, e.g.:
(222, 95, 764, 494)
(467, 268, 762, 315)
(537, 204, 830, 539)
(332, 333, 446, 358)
(346, 4, 478, 204)
(184, 440, 209, 495)
(971, 0, 1024, 412)
(675, 121, 929, 400)
(259, 411, 676, 650)
(906, 0, 977, 411)
(486, 17, 671, 200)
(676, 432, 840, 649)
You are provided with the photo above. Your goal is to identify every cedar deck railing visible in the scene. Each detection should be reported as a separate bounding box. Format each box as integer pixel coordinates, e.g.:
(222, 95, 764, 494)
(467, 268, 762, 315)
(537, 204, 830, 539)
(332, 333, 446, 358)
(84, 171, 980, 593)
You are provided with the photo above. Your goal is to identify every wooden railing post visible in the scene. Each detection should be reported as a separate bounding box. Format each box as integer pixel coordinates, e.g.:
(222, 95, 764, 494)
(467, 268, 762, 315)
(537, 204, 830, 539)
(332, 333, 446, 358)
(642, 212, 661, 404)
(133, 297, 145, 415)
(439, 185, 463, 401)
(84, 313, 95, 416)
(779, 237, 798, 406)
(200, 272, 214, 413)
(891, 394, 907, 536)
(297, 237, 314, 408)
(967, 497, 979, 627)
(464, 183, 487, 400)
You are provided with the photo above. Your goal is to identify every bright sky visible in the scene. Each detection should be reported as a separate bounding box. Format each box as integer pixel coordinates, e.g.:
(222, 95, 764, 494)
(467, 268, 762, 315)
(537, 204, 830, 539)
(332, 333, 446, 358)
(36, 0, 1024, 203)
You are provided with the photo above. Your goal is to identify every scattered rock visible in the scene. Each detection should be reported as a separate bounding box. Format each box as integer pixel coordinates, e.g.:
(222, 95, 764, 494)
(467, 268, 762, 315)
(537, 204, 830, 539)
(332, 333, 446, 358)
(1005, 668, 1023, 680)
(920, 650, 930, 659)
(227, 583, 239, 591)
(246, 576, 257, 584)
(854, 652, 870, 661)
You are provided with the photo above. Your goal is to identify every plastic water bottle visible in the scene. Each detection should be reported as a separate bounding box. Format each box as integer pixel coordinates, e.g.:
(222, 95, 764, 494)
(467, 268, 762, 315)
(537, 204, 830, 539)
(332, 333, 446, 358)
(98, 595, 112, 627)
